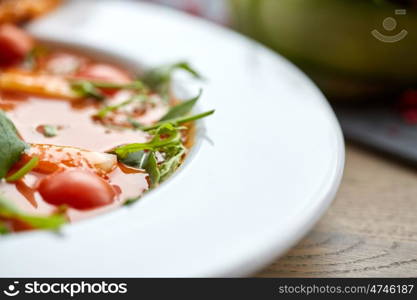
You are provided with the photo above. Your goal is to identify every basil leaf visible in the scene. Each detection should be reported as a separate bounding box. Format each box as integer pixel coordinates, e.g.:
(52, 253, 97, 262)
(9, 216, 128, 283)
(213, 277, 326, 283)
(0, 196, 66, 231)
(160, 89, 202, 121)
(0, 111, 27, 179)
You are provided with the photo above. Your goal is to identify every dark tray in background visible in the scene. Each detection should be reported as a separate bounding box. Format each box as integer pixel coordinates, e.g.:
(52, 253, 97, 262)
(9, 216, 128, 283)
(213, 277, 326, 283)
(333, 100, 417, 165)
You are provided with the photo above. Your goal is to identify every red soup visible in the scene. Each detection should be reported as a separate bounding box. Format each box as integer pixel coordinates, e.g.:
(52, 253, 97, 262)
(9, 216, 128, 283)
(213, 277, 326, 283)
(0, 24, 213, 233)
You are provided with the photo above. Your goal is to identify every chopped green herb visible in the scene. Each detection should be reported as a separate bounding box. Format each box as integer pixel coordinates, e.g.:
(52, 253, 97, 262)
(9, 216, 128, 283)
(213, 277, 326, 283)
(71, 80, 146, 101)
(71, 81, 104, 100)
(23, 45, 49, 70)
(120, 150, 149, 169)
(0, 196, 66, 232)
(158, 144, 185, 183)
(42, 125, 58, 137)
(127, 118, 143, 129)
(143, 110, 215, 131)
(145, 151, 161, 186)
(123, 196, 141, 206)
(95, 95, 147, 119)
(112, 123, 182, 159)
(0, 111, 28, 179)
(114, 106, 213, 187)
(120, 150, 161, 187)
(142, 61, 202, 95)
(160, 89, 202, 121)
(86, 80, 145, 90)
(6, 156, 39, 182)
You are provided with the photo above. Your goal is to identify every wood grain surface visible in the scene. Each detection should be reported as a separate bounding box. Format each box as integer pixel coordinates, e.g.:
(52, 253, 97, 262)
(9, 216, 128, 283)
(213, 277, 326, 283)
(257, 143, 417, 277)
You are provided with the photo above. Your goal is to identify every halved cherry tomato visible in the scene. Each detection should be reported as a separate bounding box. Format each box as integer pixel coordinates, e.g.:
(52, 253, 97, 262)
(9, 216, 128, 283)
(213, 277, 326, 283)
(0, 24, 34, 67)
(77, 63, 132, 83)
(77, 63, 132, 95)
(38, 169, 116, 210)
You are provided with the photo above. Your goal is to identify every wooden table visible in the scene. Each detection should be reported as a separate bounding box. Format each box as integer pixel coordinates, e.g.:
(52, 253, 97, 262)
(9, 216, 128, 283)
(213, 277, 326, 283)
(257, 143, 417, 277)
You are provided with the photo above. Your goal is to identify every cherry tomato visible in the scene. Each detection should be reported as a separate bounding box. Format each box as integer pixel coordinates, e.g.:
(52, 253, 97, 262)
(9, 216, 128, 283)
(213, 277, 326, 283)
(38, 169, 116, 210)
(77, 63, 132, 96)
(0, 24, 34, 67)
(78, 63, 131, 83)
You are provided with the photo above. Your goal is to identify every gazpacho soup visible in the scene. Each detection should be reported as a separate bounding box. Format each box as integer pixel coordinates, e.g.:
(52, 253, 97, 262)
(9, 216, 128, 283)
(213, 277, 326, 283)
(0, 24, 213, 234)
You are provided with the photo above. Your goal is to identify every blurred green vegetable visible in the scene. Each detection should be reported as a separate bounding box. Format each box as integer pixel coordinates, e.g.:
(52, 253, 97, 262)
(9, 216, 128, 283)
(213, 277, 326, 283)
(229, 0, 417, 99)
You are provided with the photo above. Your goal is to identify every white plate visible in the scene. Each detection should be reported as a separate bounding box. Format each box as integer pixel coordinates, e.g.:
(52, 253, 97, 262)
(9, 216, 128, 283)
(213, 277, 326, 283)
(0, 0, 344, 277)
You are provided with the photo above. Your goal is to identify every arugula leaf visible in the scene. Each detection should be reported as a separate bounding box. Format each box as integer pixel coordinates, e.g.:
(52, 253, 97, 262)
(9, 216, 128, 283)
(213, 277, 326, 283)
(114, 107, 213, 187)
(112, 123, 182, 159)
(71, 81, 104, 100)
(158, 144, 185, 182)
(71, 80, 146, 101)
(6, 156, 39, 182)
(95, 95, 148, 119)
(160, 89, 202, 121)
(84, 80, 145, 90)
(142, 61, 201, 95)
(123, 196, 141, 207)
(120, 150, 149, 169)
(143, 110, 215, 131)
(115, 124, 186, 187)
(23, 45, 49, 70)
(145, 152, 161, 186)
(121, 151, 161, 188)
(0, 111, 27, 179)
(41, 125, 58, 137)
(0, 196, 66, 232)
(127, 118, 143, 129)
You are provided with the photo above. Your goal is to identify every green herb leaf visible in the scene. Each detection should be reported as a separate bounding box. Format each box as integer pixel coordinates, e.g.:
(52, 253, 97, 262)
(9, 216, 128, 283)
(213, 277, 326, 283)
(87, 80, 145, 90)
(0, 111, 27, 179)
(71, 81, 104, 100)
(158, 144, 185, 182)
(0, 196, 66, 232)
(120, 150, 149, 169)
(116, 124, 185, 188)
(112, 123, 182, 159)
(23, 45, 49, 70)
(160, 89, 202, 121)
(143, 110, 215, 131)
(123, 196, 141, 206)
(6, 156, 39, 182)
(121, 151, 161, 188)
(127, 118, 143, 129)
(95, 95, 147, 119)
(71, 80, 146, 101)
(142, 61, 202, 95)
(42, 125, 58, 137)
(144, 151, 161, 187)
